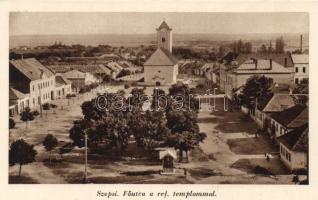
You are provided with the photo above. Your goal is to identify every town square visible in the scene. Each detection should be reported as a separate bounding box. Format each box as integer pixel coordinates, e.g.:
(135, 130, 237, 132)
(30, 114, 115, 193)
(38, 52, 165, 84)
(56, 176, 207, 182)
(8, 12, 308, 184)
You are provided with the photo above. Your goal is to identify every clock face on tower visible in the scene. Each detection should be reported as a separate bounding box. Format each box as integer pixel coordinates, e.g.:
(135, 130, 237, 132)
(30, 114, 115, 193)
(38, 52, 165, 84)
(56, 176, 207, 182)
(162, 37, 166, 42)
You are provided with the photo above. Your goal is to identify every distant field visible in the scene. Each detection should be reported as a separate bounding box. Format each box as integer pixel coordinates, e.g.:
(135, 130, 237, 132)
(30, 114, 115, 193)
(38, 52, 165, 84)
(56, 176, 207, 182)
(9, 33, 309, 49)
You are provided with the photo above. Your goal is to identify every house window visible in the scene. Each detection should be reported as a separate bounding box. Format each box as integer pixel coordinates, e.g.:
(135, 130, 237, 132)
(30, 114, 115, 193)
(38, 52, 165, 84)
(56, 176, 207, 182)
(303, 67, 306, 73)
(33, 98, 35, 105)
(32, 85, 35, 91)
(295, 67, 298, 73)
(295, 78, 299, 84)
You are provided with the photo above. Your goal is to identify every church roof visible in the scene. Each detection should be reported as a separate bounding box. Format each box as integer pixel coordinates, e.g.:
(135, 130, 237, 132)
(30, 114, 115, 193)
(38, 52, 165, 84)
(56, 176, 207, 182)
(156, 21, 172, 31)
(144, 48, 178, 66)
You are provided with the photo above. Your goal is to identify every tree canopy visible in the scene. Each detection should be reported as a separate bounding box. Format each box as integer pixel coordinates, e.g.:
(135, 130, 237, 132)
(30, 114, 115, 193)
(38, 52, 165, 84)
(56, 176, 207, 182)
(9, 139, 37, 177)
(239, 75, 273, 109)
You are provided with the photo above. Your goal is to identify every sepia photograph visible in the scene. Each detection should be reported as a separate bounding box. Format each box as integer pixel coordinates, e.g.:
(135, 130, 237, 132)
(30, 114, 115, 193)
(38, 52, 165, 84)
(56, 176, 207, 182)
(8, 12, 309, 185)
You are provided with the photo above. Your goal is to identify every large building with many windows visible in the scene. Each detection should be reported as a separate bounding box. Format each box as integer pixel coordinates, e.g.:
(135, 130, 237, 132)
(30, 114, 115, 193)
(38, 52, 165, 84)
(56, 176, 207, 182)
(9, 58, 56, 111)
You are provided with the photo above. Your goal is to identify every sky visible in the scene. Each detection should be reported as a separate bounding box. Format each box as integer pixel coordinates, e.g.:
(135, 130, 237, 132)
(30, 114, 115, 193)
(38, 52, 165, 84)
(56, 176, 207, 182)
(10, 12, 309, 35)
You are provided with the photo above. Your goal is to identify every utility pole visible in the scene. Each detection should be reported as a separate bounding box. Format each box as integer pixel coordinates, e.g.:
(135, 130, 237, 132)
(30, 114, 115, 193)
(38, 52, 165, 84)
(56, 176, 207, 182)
(39, 88, 43, 118)
(84, 130, 88, 183)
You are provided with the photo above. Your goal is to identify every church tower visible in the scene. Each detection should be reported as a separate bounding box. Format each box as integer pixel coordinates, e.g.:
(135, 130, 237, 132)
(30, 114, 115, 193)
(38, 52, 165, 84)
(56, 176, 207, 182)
(156, 21, 172, 52)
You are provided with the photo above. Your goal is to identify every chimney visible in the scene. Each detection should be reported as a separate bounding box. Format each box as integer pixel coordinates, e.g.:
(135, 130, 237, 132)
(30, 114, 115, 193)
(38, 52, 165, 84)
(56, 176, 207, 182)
(269, 59, 272, 70)
(251, 58, 257, 69)
(284, 57, 287, 68)
(300, 34, 303, 53)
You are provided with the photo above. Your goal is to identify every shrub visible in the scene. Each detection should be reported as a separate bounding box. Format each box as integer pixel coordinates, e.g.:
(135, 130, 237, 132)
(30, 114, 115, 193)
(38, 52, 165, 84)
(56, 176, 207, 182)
(9, 118, 15, 129)
(124, 84, 130, 89)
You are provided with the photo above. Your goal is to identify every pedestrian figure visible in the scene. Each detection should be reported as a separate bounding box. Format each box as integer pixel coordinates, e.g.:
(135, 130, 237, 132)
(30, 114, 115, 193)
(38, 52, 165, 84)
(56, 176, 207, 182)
(266, 154, 270, 161)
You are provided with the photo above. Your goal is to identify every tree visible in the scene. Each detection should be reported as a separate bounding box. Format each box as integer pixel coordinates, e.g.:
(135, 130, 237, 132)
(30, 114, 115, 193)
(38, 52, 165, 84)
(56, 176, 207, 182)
(42, 103, 51, 117)
(151, 88, 167, 111)
(239, 75, 273, 110)
(128, 87, 146, 111)
(275, 36, 285, 53)
(293, 79, 309, 94)
(58, 142, 74, 159)
(9, 139, 37, 177)
(32, 110, 40, 122)
(42, 134, 58, 163)
(168, 83, 200, 112)
(9, 118, 15, 129)
(268, 41, 274, 53)
(50, 104, 58, 114)
(165, 110, 206, 161)
(163, 83, 207, 161)
(20, 107, 34, 128)
(259, 44, 267, 54)
(129, 111, 170, 153)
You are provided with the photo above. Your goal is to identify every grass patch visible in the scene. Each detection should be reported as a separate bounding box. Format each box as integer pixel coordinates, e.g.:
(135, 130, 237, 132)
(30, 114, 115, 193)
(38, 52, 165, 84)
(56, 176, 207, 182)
(189, 168, 222, 178)
(231, 159, 288, 175)
(121, 170, 159, 176)
(227, 136, 276, 155)
(9, 175, 39, 184)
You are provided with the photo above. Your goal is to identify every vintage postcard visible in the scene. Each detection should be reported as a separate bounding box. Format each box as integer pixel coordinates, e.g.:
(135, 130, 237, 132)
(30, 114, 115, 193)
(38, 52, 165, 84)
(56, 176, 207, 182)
(1, 1, 318, 200)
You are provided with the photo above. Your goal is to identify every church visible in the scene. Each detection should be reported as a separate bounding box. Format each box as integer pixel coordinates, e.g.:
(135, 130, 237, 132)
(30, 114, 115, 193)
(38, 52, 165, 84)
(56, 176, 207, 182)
(144, 21, 178, 86)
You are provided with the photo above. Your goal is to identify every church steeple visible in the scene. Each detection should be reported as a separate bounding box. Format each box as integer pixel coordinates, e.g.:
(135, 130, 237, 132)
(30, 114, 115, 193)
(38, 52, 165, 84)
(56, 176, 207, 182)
(156, 21, 172, 52)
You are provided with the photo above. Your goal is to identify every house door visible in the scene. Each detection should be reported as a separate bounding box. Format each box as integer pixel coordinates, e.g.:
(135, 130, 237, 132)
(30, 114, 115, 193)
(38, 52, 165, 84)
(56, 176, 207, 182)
(51, 91, 54, 100)
(156, 81, 161, 86)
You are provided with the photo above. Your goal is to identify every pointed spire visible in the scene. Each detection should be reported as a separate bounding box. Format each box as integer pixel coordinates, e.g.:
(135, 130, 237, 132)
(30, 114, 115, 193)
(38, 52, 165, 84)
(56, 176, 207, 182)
(157, 21, 172, 31)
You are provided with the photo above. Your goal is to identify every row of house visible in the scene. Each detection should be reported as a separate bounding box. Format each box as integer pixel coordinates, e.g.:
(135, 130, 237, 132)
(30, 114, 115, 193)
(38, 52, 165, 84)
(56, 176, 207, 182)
(207, 53, 308, 99)
(47, 60, 142, 81)
(9, 58, 100, 116)
(253, 93, 308, 172)
(197, 51, 309, 173)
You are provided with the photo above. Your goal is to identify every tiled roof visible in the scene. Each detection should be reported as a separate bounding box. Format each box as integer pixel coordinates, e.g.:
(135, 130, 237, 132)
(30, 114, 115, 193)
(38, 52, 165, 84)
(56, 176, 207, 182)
(278, 123, 308, 152)
(55, 75, 71, 87)
(288, 107, 308, 128)
(9, 88, 28, 100)
(271, 104, 308, 128)
(10, 58, 55, 81)
(235, 53, 294, 68)
(144, 48, 178, 66)
(156, 21, 172, 31)
(48, 64, 112, 75)
(262, 94, 299, 112)
(291, 54, 309, 64)
(257, 94, 274, 111)
(62, 69, 86, 79)
(106, 62, 123, 72)
(234, 59, 292, 74)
